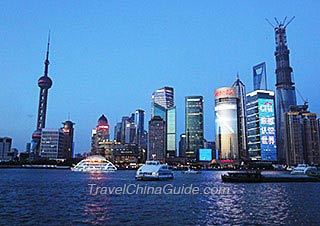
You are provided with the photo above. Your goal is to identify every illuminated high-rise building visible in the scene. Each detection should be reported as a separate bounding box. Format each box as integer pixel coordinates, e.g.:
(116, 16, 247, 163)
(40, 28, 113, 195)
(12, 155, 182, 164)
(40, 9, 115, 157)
(62, 120, 75, 159)
(148, 116, 166, 162)
(214, 87, 239, 161)
(31, 35, 53, 155)
(232, 76, 248, 160)
(246, 90, 277, 161)
(0, 137, 12, 161)
(268, 17, 297, 163)
(40, 128, 65, 160)
(151, 86, 176, 157)
(253, 62, 267, 91)
(91, 114, 110, 155)
(285, 104, 320, 165)
(185, 96, 204, 161)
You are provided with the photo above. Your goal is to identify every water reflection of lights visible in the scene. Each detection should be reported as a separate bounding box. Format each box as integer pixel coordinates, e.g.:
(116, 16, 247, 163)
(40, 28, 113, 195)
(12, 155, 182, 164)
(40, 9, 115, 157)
(201, 182, 290, 225)
(88, 172, 109, 181)
(82, 199, 111, 224)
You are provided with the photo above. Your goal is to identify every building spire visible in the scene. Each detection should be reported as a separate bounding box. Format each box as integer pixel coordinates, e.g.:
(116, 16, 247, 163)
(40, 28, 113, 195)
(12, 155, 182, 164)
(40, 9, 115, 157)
(44, 30, 50, 77)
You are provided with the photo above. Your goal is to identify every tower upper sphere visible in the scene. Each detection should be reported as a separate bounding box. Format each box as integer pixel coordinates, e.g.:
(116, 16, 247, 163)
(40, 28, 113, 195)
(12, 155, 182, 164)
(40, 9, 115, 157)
(38, 76, 53, 89)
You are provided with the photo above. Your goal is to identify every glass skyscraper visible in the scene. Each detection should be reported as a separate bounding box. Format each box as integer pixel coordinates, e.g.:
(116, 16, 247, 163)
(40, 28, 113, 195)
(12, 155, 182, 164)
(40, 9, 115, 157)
(246, 90, 277, 161)
(151, 87, 176, 157)
(185, 96, 204, 161)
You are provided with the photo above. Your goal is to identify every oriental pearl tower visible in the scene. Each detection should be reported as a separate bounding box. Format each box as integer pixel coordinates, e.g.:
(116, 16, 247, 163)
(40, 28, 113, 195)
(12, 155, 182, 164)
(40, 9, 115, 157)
(31, 34, 53, 155)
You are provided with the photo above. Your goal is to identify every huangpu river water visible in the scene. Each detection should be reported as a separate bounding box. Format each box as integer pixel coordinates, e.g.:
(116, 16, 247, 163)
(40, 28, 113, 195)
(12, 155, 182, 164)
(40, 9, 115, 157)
(0, 169, 319, 225)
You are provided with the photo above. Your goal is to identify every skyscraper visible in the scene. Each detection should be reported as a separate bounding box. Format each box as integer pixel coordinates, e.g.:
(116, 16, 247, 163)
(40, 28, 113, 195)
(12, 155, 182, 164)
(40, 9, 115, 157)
(269, 17, 297, 163)
(62, 120, 75, 159)
(151, 86, 177, 157)
(246, 90, 277, 161)
(284, 104, 320, 165)
(148, 116, 166, 162)
(214, 87, 239, 161)
(185, 96, 204, 161)
(253, 62, 267, 91)
(232, 76, 248, 160)
(151, 86, 174, 110)
(179, 133, 186, 157)
(135, 109, 145, 147)
(31, 35, 53, 155)
(91, 114, 110, 155)
(0, 137, 12, 162)
(40, 128, 65, 160)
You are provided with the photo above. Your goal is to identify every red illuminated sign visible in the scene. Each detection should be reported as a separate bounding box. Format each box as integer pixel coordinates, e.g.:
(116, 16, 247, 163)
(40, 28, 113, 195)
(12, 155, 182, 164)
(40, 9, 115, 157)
(220, 160, 234, 163)
(214, 89, 235, 97)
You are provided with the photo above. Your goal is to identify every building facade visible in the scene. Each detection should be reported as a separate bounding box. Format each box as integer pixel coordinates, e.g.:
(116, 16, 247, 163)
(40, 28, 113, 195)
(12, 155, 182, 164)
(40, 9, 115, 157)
(152, 86, 176, 157)
(91, 115, 110, 155)
(253, 62, 267, 91)
(232, 77, 248, 160)
(272, 20, 297, 163)
(62, 120, 75, 159)
(148, 116, 166, 162)
(185, 96, 204, 161)
(246, 90, 277, 161)
(40, 129, 65, 160)
(285, 104, 320, 165)
(179, 133, 186, 157)
(0, 137, 12, 161)
(214, 87, 239, 161)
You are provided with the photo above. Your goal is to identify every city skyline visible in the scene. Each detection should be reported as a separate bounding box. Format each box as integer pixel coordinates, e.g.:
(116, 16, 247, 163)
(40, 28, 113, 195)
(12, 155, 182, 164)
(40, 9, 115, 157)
(1, 1, 320, 153)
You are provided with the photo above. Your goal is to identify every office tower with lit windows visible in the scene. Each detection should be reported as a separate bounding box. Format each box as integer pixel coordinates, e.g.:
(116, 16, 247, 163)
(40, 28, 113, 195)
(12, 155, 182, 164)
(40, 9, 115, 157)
(246, 90, 277, 161)
(91, 115, 110, 155)
(31, 35, 53, 155)
(148, 116, 166, 162)
(62, 120, 75, 159)
(232, 76, 248, 160)
(0, 137, 12, 161)
(179, 133, 186, 157)
(151, 87, 176, 157)
(40, 129, 65, 160)
(185, 96, 204, 161)
(285, 104, 320, 165)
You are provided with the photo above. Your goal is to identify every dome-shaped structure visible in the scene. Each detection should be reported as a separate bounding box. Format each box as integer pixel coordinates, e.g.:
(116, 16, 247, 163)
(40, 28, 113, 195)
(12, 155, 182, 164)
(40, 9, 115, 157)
(98, 114, 108, 125)
(38, 76, 53, 89)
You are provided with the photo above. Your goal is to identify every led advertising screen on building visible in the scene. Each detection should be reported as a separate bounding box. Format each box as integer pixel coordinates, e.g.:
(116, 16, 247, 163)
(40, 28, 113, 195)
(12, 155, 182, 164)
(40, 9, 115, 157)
(258, 98, 277, 161)
(199, 149, 212, 161)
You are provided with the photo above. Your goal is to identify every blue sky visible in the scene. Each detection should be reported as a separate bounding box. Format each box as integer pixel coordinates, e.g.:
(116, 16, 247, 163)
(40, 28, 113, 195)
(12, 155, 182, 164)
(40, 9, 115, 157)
(1, 0, 320, 154)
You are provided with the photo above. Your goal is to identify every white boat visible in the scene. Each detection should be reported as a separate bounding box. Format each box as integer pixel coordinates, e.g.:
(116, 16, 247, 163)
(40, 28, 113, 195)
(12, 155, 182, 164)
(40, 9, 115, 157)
(290, 164, 318, 175)
(181, 166, 201, 174)
(72, 155, 117, 172)
(135, 160, 173, 180)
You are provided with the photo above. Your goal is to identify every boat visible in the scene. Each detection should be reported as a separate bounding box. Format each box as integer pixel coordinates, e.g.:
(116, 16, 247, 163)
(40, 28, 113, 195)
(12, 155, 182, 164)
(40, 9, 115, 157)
(71, 155, 117, 172)
(135, 160, 173, 181)
(181, 166, 202, 174)
(290, 164, 318, 175)
(221, 171, 263, 182)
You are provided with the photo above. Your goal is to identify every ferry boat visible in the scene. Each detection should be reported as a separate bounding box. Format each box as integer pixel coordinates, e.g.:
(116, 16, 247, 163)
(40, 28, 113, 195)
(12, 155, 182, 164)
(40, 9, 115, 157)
(72, 155, 117, 172)
(135, 160, 173, 181)
(181, 166, 202, 174)
(290, 164, 318, 175)
(221, 171, 263, 182)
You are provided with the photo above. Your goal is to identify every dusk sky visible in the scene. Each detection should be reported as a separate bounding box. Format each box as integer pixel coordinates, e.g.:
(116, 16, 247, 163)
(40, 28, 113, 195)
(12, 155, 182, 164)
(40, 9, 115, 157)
(1, 0, 320, 154)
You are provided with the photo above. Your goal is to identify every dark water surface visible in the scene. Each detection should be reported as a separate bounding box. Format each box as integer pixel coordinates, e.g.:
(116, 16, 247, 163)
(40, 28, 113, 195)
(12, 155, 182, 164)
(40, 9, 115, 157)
(0, 169, 319, 225)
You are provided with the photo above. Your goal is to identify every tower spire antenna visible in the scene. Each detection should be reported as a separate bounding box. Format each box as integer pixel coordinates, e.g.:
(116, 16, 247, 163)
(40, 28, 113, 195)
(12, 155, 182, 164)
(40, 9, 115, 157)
(274, 17, 280, 26)
(265, 18, 275, 29)
(285, 16, 295, 28)
(44, 30, 50, 76)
